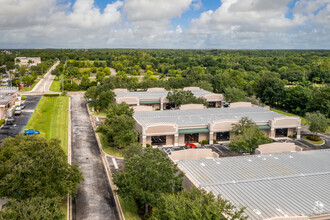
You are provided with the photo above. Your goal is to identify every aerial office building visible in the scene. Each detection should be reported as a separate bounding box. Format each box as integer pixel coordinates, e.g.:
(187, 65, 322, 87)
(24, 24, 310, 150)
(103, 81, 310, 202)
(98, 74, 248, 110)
(114, 87, 224, 110)
(133, 106, 301, 147)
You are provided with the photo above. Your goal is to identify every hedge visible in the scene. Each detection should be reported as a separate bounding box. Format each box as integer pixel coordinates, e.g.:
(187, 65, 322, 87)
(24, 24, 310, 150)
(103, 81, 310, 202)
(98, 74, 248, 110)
(0, 119, 5, 126)
(44, 94, 60, 97)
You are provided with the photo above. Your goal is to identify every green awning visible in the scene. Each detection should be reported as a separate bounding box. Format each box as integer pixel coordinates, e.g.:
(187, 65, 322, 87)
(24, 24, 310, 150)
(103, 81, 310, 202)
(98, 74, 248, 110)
(179, 128, 210, 134)
(258, 125, 271, 130)
(139, 100, 160, 104)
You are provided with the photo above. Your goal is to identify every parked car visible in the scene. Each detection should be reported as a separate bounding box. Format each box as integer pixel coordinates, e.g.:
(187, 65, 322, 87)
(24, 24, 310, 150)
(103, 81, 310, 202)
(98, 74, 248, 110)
(20, 103, 25, 109)
(24, 129, 40, 135)
(1, 125, 12, 130)
(223, 102, 230, 108)
(6, 118, 15, 125)
(185, 143, 197, 149)
(14, 107, 21, 115)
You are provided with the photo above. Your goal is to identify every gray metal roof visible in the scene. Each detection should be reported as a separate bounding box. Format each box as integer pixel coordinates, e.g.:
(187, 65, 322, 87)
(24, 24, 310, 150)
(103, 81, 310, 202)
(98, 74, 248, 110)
(134, 107, 283, 127)
(116, 89, 214, 100)
(177, 150, 330, 219)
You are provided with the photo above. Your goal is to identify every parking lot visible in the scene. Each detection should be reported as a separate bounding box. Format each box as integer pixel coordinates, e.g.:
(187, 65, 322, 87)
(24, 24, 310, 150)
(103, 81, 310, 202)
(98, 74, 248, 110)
(0, 95, 41, 141)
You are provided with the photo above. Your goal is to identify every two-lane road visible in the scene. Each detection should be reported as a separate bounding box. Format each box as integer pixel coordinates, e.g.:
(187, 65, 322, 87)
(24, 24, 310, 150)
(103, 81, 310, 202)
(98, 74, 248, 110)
(31, 61, 60, 93)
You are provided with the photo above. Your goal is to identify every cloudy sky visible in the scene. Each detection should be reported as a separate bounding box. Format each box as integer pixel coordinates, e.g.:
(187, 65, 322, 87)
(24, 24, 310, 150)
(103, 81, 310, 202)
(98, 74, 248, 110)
(0, 0, 329, 49)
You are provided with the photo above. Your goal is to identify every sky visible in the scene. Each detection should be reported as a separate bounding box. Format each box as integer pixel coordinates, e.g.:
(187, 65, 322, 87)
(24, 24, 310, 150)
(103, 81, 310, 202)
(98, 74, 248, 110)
(0, 0, 329, 49)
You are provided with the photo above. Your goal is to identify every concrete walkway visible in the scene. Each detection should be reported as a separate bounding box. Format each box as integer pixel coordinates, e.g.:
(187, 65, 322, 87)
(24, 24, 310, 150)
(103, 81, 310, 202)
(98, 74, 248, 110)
(70, 94, 119, 220)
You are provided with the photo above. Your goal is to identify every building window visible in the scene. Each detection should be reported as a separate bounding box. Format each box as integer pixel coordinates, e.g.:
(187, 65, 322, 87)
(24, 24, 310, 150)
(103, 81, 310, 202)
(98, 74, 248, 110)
(208, 102, 216, 108)
(275, 128, 288, 137)
(185, 133, 199, 143)
(216, 132, 230, 141)
(151, 136, 166, 145)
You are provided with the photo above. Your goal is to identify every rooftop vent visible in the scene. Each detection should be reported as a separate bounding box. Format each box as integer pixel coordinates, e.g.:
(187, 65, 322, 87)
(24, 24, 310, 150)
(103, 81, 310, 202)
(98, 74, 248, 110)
(253, 209, 261, 215)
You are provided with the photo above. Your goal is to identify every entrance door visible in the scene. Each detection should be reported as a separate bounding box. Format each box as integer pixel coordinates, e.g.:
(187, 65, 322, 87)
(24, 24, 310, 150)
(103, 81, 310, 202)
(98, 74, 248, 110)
(275, 128, 288, 137)
(208, 102, 216, 108)
(185, 133, 199, 143)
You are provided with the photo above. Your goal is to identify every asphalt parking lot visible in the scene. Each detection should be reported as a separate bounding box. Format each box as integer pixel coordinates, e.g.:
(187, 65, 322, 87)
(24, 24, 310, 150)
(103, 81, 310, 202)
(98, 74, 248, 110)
(0, 95, 41, 141)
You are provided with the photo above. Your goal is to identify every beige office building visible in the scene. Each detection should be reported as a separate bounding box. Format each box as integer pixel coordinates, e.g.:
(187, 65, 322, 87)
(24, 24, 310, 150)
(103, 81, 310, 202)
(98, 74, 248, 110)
(15, 57, 41, 67)
(114, 87, 224, 110)
(133, 107, 301, 147)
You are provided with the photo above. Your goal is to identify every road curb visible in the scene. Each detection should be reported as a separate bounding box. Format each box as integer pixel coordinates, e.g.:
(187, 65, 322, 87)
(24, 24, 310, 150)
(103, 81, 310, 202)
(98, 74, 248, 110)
(85, 100, 125, 220)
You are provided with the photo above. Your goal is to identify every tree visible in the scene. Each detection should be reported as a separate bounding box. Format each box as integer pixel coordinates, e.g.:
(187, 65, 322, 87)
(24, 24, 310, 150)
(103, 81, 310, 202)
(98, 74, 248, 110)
(114, 148, 184, 218)
(229, 117, 272, 154)
(224, 87, 247, 102)
(0, 197, 64, 220)
(96, 90, 115, 111)
(97, 103, 137, 148)
(0, 135, 83, 199)
(153, 188, 247, 220)
(167, 90, 206, 108)
(305, 112, 329, 138)
(85, 86, 100, 100)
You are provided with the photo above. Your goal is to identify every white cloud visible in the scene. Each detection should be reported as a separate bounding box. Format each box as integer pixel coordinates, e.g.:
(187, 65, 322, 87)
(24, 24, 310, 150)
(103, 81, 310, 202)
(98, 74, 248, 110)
(0, 0, 329, 49)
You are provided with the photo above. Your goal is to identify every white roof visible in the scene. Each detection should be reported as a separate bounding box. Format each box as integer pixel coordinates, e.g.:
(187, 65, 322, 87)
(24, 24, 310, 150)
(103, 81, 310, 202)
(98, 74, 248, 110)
(134, 107, 283, 127)
(177, 150, 330, 219)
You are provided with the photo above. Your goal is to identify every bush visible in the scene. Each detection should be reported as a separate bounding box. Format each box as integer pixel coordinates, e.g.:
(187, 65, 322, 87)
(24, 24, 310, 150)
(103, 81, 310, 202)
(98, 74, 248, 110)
(288, 133, 297, 139)
(44, 94, 60, 97)
(213, 139, 217, 144)
(0, 119, 5, 126)
(146, 144, 152, 148)
(307, 135, 321, 141)
(21, 96, 27, 100)
(199, 140, 209, 145)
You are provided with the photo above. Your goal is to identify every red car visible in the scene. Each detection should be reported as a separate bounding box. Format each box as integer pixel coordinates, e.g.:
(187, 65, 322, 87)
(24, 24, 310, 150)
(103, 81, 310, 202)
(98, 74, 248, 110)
(185, 143, 197, 149)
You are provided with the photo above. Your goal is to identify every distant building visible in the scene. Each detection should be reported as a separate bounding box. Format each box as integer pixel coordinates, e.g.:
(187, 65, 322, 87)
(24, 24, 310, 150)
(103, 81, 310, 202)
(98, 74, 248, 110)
(177, 149, 330, 220)
(15, 57, 41, 67)
(0, 87, 18, 119)
(114, 87, 224, 110)
(133, 106, 301, 147)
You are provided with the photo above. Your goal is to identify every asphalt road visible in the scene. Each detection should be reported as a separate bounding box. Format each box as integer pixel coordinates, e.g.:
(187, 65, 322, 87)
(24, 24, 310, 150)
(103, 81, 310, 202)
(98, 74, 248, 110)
(31, 61, 59, 93)
(71, 94, 119, 220)
(0, 95, 41, 141)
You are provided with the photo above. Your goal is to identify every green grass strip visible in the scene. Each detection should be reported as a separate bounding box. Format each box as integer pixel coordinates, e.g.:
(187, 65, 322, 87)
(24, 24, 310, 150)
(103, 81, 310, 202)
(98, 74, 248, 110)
(25, 96, 69, 155)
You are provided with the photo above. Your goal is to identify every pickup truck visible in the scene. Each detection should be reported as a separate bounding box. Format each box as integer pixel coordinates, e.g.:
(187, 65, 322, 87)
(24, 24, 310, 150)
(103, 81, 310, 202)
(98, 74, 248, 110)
(24, 129, 40, 135)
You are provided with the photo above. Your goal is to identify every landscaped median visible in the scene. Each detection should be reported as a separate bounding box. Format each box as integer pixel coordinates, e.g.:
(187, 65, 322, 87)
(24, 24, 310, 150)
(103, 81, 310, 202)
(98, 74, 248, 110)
(25, 95, 69, 154)
(302, 136, 325, 145)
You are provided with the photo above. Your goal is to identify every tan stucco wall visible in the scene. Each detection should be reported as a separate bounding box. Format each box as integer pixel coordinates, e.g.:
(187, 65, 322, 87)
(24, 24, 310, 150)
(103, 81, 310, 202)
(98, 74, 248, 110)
(114, 88, 128, 93)
(271, 116, 301, 128)
(166, 135, 174, 146)
(230, 102, 253, 108)
(152, 104, 160, 110)
(179, 134, 185, 146)
(183, 87, 201, 91)
(261, 129, 270, 137)
(255, 142, 302, 154)
(116, 97, 139, 105)
(288, 128, 296, 136)
(199, 133, 208, 142)
(0, 107, 5, 120)
(147, 87, 165, 92)
(210, 120, 238, 132)
(179, 104, 205, 110)
(170, 149, 219, 161)
(133, 106, 154, 111)
(144, 124, 177, 135)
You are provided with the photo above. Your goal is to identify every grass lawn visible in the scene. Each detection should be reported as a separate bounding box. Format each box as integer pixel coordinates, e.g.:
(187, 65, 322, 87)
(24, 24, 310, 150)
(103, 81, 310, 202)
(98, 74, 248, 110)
(20, 79, 41, 92)
(49, 76, 62, 92)
(25, 96, 69, 155)
(118, 196, 140, 220)
(97, 133, 124, 158)
(302, 136, 325, 145)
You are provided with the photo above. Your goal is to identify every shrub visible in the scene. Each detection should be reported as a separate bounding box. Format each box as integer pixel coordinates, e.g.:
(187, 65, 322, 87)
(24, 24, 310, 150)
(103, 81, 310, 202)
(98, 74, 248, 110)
(307, 135, 321, 141)
(288, 133, 297, 139)
(200, 140, 209, 145)
(21, 96, 27, 100)
(213, 139, 217, 144)
(0, 119, 5, 126)
(146, 144, 152, 148)
(44, 94, 60, 97)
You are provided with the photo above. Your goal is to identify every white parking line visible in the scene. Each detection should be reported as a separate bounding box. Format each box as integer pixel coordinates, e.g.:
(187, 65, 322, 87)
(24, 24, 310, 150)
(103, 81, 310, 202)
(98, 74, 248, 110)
(112, 158, 119, 169)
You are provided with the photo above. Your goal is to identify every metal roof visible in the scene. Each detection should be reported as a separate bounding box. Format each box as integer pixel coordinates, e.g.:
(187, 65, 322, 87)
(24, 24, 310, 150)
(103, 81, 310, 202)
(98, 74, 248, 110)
(134, 107, 283, 127)
(177, 150, 330, 220)
(115, 89, 217, 100)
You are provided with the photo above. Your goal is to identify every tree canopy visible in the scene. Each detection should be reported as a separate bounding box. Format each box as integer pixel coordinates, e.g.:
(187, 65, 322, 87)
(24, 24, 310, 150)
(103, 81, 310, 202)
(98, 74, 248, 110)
(167, 90, 206, 107)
